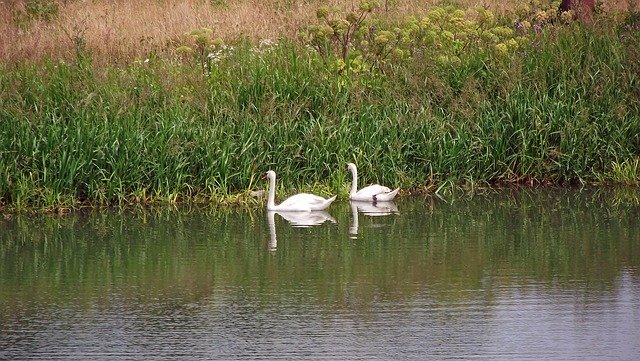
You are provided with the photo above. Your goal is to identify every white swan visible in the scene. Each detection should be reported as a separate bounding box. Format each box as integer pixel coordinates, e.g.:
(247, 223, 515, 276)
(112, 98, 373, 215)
(263, 170, 336, 211)
(347, 163, 399, 202)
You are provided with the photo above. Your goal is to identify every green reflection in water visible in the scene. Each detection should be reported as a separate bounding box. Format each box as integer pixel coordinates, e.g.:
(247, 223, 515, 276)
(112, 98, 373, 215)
(1, 187, 639, 316)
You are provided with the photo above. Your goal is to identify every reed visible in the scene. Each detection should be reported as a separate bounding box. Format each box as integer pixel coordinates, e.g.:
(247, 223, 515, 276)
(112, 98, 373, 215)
(1, 3, 639, 211)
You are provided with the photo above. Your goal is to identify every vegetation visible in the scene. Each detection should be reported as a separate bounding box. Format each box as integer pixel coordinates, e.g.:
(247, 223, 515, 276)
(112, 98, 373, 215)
(1, 0, 639, 211)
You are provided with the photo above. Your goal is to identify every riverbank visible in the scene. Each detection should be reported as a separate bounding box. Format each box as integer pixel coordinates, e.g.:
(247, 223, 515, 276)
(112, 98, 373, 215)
(1, 1, 639, 212)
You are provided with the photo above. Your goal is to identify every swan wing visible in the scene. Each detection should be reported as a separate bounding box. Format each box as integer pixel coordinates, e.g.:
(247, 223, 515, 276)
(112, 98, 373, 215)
(277, 193, 335, 211)
(310, 195, 337, 211)
(352, 184, 396, 201)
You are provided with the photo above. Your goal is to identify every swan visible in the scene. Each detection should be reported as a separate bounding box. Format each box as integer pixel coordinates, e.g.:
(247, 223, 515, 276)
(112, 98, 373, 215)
(263, 170, 336, 211)
(347, 163, 399, 202)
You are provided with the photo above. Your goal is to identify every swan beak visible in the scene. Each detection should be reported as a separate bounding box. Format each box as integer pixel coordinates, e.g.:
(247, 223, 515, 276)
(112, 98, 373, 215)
(261, 172, 268, 180)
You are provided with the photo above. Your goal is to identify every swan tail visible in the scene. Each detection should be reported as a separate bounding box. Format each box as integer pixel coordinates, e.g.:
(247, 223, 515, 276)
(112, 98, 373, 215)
(325, 195, 337, 206)
(317, 195, 337, 210)
(375, 188, 399, 202)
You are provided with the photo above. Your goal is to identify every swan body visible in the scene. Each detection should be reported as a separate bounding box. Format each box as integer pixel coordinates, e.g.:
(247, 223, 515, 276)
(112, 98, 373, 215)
(264, 170, 336, 211)
(347, 163, 399, 202)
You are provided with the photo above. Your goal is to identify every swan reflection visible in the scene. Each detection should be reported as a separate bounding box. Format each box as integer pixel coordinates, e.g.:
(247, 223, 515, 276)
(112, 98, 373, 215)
(267, 210, 336, 251)
(349, 200, 399, 238)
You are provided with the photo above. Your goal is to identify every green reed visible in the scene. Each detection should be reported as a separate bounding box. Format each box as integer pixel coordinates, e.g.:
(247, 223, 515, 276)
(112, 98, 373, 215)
(1, 12, 639, 211)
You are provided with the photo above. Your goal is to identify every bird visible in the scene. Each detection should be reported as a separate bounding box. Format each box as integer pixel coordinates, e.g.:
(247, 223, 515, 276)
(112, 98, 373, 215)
(263, 170, 336, 211)
(347, 163, 399, 202)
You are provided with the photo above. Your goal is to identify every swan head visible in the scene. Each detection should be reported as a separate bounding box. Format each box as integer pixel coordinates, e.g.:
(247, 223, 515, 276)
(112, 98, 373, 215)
(262, 170, 276, 181)
(347, 163, 357, 173)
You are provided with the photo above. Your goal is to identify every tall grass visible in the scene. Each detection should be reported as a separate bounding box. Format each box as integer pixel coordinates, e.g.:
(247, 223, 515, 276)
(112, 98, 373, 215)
(1, 6, 639, 211)
(0, 0, 433, 63)
(2, 0, 638, 64)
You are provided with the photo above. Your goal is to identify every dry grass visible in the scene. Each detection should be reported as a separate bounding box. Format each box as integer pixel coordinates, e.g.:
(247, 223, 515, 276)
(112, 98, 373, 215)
(1, 0, 638, 64)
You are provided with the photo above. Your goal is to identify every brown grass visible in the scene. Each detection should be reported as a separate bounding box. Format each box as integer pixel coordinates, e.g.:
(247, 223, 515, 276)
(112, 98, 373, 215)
(1, 0, 638, 64)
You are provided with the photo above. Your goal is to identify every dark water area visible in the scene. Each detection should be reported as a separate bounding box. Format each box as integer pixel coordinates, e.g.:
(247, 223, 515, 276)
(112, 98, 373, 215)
(1, 187, 639, 360)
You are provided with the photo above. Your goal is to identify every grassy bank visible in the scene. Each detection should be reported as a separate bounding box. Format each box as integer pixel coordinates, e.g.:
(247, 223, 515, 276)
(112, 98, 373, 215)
(1, 2, 640, 211)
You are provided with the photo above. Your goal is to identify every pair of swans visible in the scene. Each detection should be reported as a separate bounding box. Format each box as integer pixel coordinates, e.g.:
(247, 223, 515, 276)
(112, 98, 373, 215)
(267, 199, 399, 250)
(264, 163, 399, 212)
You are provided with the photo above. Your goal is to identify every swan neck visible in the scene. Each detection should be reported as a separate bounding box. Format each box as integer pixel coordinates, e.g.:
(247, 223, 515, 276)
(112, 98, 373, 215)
(267, 174, 276, 209)
(350, 167, 358, 195)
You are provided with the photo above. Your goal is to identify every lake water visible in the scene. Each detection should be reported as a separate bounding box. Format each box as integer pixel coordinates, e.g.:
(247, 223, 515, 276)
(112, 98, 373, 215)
(1, 187, 639, 360)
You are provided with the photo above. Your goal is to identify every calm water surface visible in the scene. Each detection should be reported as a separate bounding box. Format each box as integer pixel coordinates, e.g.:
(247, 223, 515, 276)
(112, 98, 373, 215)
(1, 188, 639, 360)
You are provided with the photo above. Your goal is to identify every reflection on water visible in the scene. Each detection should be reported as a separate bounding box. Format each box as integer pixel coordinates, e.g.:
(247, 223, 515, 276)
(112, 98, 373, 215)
(267, 210, 336, 251)
(349, 200, 399, 238)
(271, 210, 336, 228)
(351, 200, 399, 216)
(1, 187, 640, 360)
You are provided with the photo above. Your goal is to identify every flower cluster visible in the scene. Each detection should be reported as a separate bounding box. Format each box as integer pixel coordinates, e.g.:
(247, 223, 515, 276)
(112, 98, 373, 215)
(513, 0, 577, 34)
(299, 0, 378, 68)
(208, 44, 234, 63)
(174, 27, 225, 73)
(299, 3, 530, 73)
(250, 38, 279, 55)
(386, 5, 525, 64)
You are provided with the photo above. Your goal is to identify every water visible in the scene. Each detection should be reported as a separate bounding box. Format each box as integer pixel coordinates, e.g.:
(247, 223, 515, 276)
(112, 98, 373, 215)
(1, 187, 639, 360)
